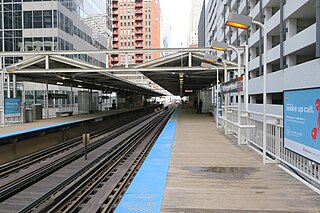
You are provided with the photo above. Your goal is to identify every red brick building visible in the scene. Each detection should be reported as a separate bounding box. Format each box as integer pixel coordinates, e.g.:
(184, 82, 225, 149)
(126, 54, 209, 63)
(111, 0, 161, 67)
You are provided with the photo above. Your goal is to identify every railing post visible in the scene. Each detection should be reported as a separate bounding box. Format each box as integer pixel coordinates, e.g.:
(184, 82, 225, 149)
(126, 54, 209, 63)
(246, 112, 250, 143)
(224, 109, 228, 135)
(238, 108, 241, 145)
(275, 118, 281, 163)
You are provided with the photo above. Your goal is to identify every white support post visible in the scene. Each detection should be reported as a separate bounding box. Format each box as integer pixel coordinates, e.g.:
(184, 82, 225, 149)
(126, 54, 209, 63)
(188, 52, 192, 67)
(46, 81, 49, 119)
(216, 67, 219, 127)
(275, 119, 281, 162)
(223, 61, 228, 134)
(13, 74, 16, 98)
(70, 84, 73, 112)
(6, 73, 10, 98)
(253, 20, 268, 164)
(105, 53, 109, 68)
(0, 57, 4, 126)
(211, 84, 214, 105)
(228, 45, 242, 145)
(125, 53, 128, 68)
(45, 55, 50, 119)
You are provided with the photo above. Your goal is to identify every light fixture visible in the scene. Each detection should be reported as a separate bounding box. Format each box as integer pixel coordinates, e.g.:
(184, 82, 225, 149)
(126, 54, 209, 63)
(78, 85, 83, 88)
(56, 82, 63, 85)
(225, 13, 253, 30)
(5, 66, 19, 73)
(204, 54, 218, 63)
(211, 41, 229, 51)
(200, 62, 215, 68)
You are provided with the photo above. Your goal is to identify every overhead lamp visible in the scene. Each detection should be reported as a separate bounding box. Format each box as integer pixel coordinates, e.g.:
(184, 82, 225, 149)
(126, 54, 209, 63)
(204, 54, 218, 63)
(5, 66, 19, 73)
(225, 13, 253, 30)
(56, 82, 63, 85)
(78, 85, 83, 88)
(211, 41, 229, 51)
(200, 62, 215, 68)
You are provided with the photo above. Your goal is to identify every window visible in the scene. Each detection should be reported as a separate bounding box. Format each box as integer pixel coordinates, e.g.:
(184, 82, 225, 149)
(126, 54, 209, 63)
(43, 10, 52, 28)
(33, 11, 43, 28)
(4, 12, 13, 29)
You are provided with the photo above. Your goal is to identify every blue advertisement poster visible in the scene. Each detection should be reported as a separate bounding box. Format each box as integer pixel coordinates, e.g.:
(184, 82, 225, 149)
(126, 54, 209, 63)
(217, 96, 222, 116)
(284, 88, 320, 163)
(4, 98, 21, 118)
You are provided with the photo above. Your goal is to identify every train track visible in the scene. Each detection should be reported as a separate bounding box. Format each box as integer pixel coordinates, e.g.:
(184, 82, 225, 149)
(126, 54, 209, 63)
(0, 106, 175, 212)
(0, 112, 156, 199)
(0, 112, 156, 178)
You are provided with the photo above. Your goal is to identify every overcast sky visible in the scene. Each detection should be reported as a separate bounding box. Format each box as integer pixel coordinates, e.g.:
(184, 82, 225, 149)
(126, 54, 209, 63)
(159, 0, 192, 48)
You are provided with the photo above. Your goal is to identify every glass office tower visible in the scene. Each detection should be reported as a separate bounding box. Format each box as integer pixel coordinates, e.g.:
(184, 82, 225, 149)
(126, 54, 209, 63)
(0, 0, 112, 66)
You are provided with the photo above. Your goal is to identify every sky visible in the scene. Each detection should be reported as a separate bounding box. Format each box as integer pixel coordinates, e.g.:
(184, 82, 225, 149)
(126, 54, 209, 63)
(159, 0, 193, 48)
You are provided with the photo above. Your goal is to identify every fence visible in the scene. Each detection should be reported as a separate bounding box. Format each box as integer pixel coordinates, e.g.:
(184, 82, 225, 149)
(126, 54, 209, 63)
(218, 107, 320, 188)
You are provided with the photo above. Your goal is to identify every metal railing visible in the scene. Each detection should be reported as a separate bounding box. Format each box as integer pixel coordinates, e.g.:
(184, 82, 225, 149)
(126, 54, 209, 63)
(218, 107, 320, 187)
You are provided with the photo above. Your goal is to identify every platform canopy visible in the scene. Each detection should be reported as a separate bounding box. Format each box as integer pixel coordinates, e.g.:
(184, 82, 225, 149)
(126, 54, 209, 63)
(3, 48, 241, 97)
(8, 55, 163, 97)
(130, 52, 239, 96)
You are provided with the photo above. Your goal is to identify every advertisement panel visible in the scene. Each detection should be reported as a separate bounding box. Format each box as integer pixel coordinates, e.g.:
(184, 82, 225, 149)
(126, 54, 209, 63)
(284, 88, 320, 163)
(4, 98, 21, 118)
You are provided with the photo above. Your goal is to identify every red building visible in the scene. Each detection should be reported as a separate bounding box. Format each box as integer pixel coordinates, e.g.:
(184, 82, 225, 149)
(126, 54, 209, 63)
(111, 0, 161, 67)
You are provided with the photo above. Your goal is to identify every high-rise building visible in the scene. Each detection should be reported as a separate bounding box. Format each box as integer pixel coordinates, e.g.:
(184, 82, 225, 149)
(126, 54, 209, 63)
(162, 25, 172, 55)
(0, 0, 112, 67)
(111, 0, 161, 67)
(188, 0, 204, 47)
(197, 2, 206, 48)
(202, 0, 319, 117)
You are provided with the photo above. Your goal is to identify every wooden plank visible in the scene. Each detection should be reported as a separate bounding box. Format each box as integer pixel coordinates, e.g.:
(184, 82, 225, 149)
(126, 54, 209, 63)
(161, 108, 320, 212)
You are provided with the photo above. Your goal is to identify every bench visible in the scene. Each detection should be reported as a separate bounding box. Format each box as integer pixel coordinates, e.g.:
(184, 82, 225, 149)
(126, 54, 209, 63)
(56, 111, 73, 117)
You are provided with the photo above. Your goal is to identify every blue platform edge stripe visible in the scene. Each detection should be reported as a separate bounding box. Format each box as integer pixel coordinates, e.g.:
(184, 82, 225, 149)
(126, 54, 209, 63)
(0, 111, 131, 139)
(0, 120, 82, 139)
(115, 111, 177, 213)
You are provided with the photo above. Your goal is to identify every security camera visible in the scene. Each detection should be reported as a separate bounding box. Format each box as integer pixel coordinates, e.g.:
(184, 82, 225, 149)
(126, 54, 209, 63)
(217, 58, 223, 63)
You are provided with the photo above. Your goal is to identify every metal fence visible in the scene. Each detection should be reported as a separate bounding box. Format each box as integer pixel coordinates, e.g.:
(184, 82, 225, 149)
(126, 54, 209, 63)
(218, 107, 320, 188)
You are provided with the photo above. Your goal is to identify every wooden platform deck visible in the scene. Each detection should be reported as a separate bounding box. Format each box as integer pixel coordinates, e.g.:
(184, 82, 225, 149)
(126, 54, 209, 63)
(161, 107, 320, 212)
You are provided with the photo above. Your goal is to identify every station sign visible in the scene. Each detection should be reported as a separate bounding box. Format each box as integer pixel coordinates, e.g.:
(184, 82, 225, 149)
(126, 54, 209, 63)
(220, 75, 244, 94)
(284, 88, 320, 163)
(4, 98, 21, 118)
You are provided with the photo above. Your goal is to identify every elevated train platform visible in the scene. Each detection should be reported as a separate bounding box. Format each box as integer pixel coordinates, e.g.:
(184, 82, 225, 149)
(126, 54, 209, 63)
(116, 107, 320, 213)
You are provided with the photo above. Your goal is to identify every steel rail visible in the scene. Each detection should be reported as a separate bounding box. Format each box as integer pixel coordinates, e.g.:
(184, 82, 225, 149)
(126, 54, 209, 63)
(0, 113, 152, 178)
(0, 112, 157, 202)
(18, 107, 173, 212)
(101, 107, 175, 212)
(46, 108, 173, 213)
